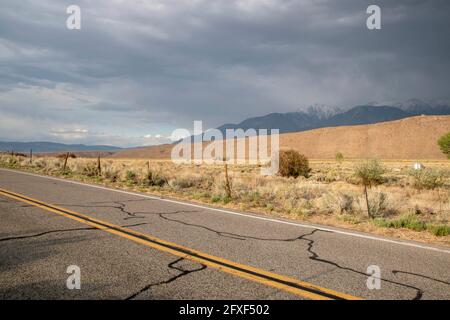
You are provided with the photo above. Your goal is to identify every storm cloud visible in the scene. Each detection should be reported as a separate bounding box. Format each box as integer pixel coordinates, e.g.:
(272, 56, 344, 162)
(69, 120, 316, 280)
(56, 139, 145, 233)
(1, 0, 449, 146)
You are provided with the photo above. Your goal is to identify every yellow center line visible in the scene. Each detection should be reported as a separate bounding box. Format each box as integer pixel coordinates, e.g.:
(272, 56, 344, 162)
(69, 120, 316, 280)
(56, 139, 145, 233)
(0, 187, 361, 300)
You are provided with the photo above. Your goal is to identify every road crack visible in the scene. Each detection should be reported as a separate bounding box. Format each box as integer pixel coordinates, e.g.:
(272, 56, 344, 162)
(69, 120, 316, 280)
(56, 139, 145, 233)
(125, 257, 207, 300)
(0, 222, 151, 242)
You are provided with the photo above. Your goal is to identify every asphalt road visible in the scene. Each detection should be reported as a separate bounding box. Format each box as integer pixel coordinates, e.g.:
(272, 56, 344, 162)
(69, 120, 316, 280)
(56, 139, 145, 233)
(0, 168, 449, 300)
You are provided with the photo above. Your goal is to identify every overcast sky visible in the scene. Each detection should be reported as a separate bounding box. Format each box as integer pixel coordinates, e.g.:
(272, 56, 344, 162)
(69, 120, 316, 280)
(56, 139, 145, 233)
(1, 0, 449, 146)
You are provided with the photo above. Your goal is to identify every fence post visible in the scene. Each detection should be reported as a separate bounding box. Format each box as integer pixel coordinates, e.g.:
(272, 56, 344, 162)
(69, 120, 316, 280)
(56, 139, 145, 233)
(63, 152, 69, 172)
(97, 154, 102, 176)
(224, 159, 232, 199)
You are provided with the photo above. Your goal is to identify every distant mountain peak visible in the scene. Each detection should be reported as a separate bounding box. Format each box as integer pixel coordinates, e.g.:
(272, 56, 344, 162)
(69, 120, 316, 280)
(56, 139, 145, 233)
(304, 104, 344, 120)
(367, 98, 450, 110)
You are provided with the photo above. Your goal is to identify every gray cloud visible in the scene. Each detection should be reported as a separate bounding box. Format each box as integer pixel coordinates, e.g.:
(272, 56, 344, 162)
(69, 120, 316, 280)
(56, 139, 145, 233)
(0, 0, 449, 146)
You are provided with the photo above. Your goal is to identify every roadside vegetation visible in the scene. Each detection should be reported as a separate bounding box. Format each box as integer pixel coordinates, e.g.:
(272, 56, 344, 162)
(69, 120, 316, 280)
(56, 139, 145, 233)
(0, 153, 449, 243)
(438, 132, 450, 159)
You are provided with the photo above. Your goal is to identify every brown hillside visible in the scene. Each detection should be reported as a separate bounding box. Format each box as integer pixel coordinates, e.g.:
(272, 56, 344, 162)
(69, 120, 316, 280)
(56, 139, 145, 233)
(110, 143, 174, 159)
(281, 115, 450, 159)
(111, 116, 450, 160)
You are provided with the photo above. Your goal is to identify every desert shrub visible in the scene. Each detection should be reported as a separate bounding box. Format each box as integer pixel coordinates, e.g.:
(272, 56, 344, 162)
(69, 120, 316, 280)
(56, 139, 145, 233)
(59, 163, 72, 175)
(325, 192, 355, 214)
(238, 189, 262, 205)
(82, 162, 100, 177)
(314, 169, 339, 183)
(374, 214, 426, 231)
(374, 215, 449, 236)
(437, 132, 450, 159)
(5, 156, 19, 168)
(354, 159, 385, 187)
(409, 168, 446, 190)
(367, 191, 393, 217)
(125, 170, 138, 183)
(427, 224, 450, 237)
(278, 150, 310, 178)
(34, 158, 48, 169)
(324, 169, 339, 183)
(170, 176, 196, 189)
(354, 159, 386, 218)
(170, 174, 214, 190)
(335, 152, 344, 163)
(142, 170, 167, 187)
(103, 168, 119, 182)
(337, 193, 355, 214)
(0, 155, 20, 168)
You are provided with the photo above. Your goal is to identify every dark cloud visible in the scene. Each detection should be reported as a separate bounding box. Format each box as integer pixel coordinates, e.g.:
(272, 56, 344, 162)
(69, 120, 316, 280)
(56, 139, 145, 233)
(0, 0, 449, 146)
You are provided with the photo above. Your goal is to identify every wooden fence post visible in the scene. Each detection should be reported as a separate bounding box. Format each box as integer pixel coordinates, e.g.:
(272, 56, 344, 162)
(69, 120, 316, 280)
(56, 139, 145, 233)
(224, 159, 232, 199)
(63, 152, 69, 172)
(97, 154, 102, 176)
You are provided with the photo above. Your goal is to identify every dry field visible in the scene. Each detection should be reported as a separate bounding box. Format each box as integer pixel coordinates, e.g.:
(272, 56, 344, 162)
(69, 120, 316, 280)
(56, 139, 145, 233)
(1, 154, 449, 246)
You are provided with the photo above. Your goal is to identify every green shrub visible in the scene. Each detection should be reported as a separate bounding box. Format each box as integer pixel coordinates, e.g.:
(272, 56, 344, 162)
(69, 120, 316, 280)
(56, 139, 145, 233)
(354, 159, 385, 187)
(427, 224, 450, 237)
(374, 215, 450, 237)
(409, 168, 446, 190)
(335, 152, 344, 163)
(374, 214, 426, 231)
(125, 170, 138, 183)
(354, 159, 385, 218)
(278, 150, 310, 178)
(60, 166, 72, 176)
(437, 132, 450, 159)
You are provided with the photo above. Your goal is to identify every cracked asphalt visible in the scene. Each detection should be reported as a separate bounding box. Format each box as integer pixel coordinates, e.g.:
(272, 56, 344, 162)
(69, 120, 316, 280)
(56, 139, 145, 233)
(0, 169, 449, 300)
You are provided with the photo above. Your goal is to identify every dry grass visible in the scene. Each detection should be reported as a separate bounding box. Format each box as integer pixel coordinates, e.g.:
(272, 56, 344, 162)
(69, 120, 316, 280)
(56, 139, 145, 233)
(1, 155, 449, 245)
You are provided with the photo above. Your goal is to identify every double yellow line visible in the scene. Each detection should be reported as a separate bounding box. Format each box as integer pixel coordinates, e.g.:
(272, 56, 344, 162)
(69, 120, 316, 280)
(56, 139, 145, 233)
(0, 187, 360, 300)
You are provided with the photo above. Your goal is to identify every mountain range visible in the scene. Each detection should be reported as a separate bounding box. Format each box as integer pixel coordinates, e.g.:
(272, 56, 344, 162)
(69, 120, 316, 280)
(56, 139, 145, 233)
(0, 141, 122, 153)
(1, 99, 449, 152)
(217, 99, 450, 134)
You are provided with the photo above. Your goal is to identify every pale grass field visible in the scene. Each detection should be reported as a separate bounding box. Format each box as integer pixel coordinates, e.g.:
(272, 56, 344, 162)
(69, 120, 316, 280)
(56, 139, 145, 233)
(1, 155, 449, 245)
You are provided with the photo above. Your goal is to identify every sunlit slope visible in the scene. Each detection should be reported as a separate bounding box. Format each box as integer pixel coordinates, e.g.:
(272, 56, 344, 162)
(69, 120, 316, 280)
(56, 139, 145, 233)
(111, 116, 450, 160)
